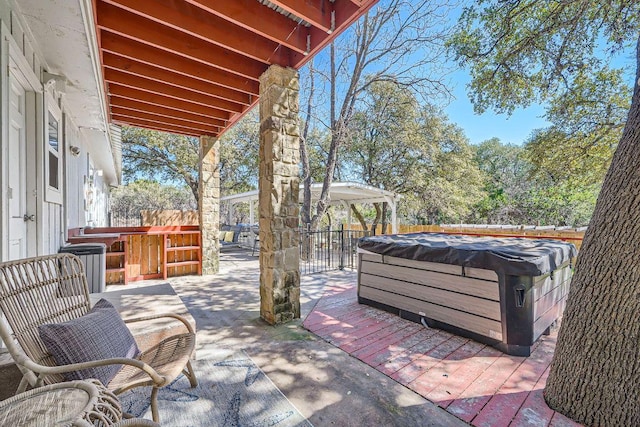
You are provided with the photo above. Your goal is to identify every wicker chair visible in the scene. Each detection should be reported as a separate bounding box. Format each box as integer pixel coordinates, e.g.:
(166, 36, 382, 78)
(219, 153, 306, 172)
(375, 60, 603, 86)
(0, 253, 198, 423)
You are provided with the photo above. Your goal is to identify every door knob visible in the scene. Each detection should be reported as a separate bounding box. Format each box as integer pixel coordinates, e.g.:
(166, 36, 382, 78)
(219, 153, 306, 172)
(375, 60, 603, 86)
(23, 214, 35, 222)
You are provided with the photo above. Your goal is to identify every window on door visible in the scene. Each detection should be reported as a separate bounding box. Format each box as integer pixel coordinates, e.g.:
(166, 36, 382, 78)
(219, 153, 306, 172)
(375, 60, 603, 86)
(45, 97, 62, 204)
(48, 112, 59, 189)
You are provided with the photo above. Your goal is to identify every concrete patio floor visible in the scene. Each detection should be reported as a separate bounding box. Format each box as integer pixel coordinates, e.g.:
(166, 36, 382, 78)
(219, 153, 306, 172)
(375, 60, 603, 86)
(111, 248, 467, 426)
(0, 247, 578, 426)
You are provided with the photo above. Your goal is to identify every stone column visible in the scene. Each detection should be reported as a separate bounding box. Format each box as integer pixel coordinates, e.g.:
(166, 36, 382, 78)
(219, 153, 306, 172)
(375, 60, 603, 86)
(198, 135, 220, 275)
(258, 64, 300, 325)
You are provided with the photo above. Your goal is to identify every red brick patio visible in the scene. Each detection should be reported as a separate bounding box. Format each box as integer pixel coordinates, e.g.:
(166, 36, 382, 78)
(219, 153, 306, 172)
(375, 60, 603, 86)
(303, 280, 582, 427)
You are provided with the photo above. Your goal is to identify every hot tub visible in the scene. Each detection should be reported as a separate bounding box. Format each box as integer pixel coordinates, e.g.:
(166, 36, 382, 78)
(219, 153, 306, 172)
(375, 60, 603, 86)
(357, 233, 577, 356)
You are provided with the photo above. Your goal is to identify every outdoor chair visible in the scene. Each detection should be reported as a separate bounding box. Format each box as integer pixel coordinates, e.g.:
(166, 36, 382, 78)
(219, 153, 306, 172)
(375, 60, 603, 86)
(251, 228, 260, 256)
(0, 253, 198, 423)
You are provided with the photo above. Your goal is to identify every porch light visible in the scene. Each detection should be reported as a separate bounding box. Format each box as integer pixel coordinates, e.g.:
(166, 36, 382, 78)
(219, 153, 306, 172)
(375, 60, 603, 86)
(69, 146, 81, 157)
(43, 72, 66, 92)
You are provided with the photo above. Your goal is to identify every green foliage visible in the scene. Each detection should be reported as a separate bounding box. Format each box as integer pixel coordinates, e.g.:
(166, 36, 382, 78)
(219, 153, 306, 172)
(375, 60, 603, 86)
(469, 138, 597, 226)
(121, 111, 259, 207)
(303, 127, 333, 183)
(448, 0, 637, 189)
(449, 0, 638, 114)
(122, 126, 199, 200)
(471, 138, 530, 223)
(413, 131, 486, 224)
(523, 68, 628, 186)
(524, 182, 599, 227)
(217, 109, 260, 195)
(342, 80, 486, 225)
(110, 180, 196, 220)
(344, 80, 429, 192)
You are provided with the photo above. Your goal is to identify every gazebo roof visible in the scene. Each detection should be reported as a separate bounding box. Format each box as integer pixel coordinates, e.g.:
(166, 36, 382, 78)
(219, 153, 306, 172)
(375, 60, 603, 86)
(221, 182, 400, 206)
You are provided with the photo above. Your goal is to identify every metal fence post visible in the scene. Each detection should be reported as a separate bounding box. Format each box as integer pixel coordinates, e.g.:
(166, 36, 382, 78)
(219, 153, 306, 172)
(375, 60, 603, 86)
(307, 223, 311, 274)
(339, 223, 345, 270)
(326, 226, 331, 268)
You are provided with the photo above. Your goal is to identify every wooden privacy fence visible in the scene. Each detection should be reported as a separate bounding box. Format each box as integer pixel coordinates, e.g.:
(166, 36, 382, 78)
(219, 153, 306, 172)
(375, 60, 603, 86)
(78, 226, 201, 285)
(348, 224, 586, 249)
(140, 210, 198, 226)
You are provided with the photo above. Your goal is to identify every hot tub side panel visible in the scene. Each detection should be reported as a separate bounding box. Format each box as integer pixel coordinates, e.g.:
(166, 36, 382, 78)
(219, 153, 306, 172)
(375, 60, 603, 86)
(357, 253, 571, 356)
(532, 263, 571, 338)
(498, 262, 572, 355)
(357, 253, 503, 343)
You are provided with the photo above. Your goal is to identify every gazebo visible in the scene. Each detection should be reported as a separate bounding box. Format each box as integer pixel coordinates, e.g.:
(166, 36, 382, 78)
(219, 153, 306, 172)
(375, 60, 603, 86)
(221, 182, 401, 233)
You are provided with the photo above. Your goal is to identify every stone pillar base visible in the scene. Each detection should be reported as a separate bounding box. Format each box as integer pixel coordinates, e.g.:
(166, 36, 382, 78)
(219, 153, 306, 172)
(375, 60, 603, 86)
(258, 64, 301, 325)
(198, 135, 220, 275)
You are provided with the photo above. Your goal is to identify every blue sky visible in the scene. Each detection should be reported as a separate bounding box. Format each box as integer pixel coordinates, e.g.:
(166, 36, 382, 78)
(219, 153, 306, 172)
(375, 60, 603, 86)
(303, 1, 637, 149)
(444, 71, 550, 146)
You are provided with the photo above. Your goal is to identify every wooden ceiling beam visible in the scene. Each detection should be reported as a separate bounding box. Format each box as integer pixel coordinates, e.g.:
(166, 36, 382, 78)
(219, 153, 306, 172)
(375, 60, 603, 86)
(216, 98, 260, 140)
(268, 0, 334, 34)
(100, 32, 259, 98)
(103, 67, 244, 113)
(111, 107, 219, 134)
(333, 0, 368, 31)
(112, 116, 209, 137)
(108, 84, 231, 122)
(96, 1, 266, 81)
(292, 0, 378, 68)
(103, 52, 250, 109)
(102, 0, 291, 66)
(184, 0, 308, 55)
(109, 96, 226, 127)
(96, 0, 381, 136)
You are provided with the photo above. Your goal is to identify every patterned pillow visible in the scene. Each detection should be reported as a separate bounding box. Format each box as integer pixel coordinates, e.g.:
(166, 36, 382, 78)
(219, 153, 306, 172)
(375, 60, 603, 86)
(38, 298, 140, 385)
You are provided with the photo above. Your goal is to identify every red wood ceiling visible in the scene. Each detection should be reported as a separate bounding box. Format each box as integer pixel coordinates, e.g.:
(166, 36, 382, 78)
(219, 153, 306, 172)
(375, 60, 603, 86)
(94, 0, 378, 137)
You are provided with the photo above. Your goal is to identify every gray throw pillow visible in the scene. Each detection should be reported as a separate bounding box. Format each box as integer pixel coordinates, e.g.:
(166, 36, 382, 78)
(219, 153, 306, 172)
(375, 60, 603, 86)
(38, 298, 140, 385)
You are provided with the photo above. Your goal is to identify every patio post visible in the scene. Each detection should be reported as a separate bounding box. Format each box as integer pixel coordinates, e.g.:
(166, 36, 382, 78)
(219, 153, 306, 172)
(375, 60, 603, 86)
(198, 135, 220, 275)
(258, 64, 301, 325)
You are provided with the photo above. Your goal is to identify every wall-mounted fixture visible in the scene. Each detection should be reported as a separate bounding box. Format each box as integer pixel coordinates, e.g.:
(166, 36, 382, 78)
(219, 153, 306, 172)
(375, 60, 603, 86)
(43, 72, 66, 93)
(69, 146, 81, 157)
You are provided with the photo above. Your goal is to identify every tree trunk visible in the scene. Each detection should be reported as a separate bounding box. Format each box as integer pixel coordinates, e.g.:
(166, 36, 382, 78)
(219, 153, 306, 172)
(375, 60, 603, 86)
(545, 39, 640, 426)
(308, 13, 369, 231)
(371, 203, 382, 235)
(381, 202, 388, 234)
(350, 204, 368, 231)
(300, 60, 315, 226)
(188, 176, 199, 208)
(309, 42, 340, 232)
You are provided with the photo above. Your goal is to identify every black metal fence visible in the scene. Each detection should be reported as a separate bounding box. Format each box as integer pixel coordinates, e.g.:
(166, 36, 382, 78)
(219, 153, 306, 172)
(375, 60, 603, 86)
(299, 225, 373, 275)
(108, 212, 142, 227)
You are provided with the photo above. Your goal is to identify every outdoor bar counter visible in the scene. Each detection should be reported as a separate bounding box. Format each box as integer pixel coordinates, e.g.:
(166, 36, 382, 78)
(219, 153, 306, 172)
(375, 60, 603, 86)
(357, 233, 577, 356)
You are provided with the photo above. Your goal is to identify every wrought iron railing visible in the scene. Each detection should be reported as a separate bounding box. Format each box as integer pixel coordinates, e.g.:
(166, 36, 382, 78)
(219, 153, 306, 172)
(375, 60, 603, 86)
(299, 225, 372, 275)
(108, 212, 142, 227)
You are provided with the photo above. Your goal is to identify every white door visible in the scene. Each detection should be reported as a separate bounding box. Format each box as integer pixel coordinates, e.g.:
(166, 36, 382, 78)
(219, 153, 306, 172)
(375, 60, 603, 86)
(7, 72, 28, 261)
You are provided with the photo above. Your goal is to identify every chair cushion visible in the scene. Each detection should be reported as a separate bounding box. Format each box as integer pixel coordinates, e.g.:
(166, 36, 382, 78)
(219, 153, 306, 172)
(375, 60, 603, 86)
(218, 230, 227, 241)
(38, 298, 140, 385)
(224, 231, 235, 242)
